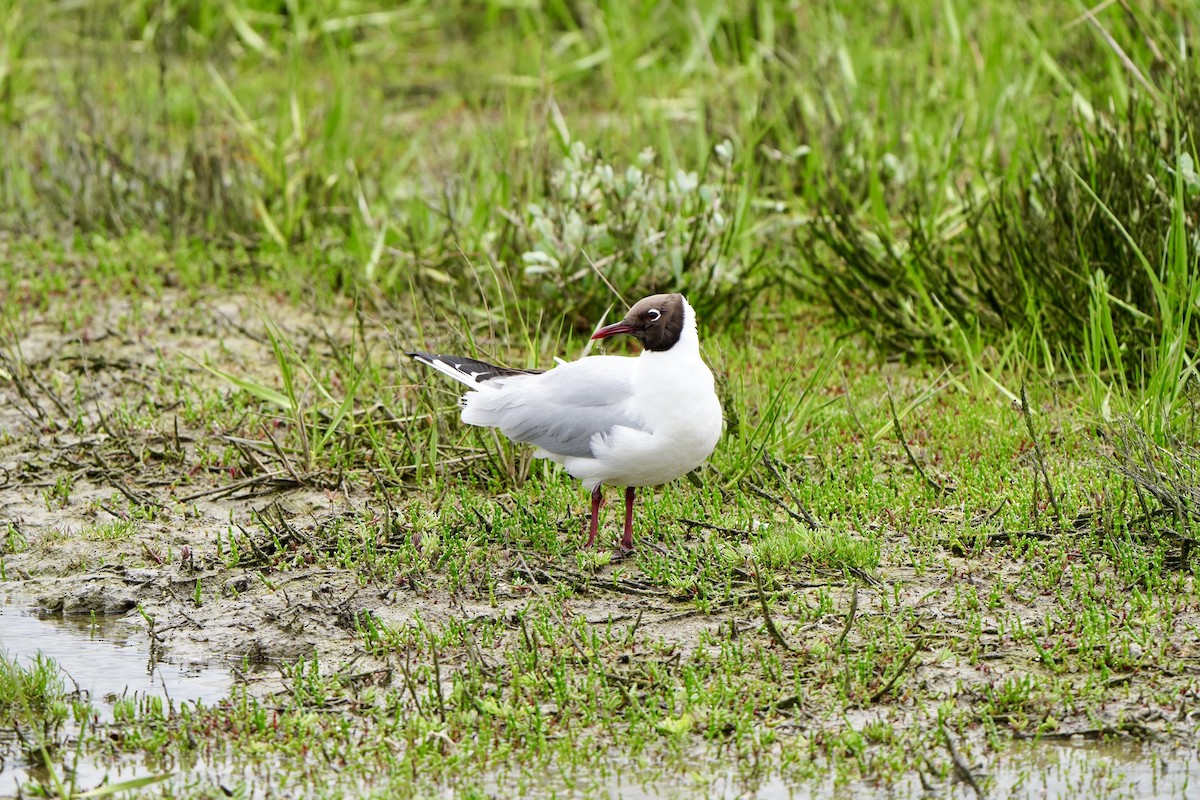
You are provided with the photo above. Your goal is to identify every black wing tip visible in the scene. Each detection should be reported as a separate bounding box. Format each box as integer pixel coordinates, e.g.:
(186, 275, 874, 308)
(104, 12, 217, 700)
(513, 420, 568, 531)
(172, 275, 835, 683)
(407, 351, 546, 381)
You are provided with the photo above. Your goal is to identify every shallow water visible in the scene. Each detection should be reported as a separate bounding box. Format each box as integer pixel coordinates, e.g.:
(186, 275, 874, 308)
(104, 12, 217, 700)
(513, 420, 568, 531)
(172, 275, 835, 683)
(668, 740, 1195, 799)
(0, 596, 237, 795)
(986, 739, 1197, 800)
(478, 737, 1197, 799)
(0, 595, 1195, 799)
(0, 597, 235, 711)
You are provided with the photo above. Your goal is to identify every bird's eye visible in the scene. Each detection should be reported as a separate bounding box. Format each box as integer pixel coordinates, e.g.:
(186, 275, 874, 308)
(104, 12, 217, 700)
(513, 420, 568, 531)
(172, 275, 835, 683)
(647, 309, 662, 322)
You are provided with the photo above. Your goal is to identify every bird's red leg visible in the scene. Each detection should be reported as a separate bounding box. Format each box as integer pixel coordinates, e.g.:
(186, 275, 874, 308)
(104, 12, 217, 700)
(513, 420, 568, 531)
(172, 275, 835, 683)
(584, 486, 603, 547)
(621, 486, 636, 551)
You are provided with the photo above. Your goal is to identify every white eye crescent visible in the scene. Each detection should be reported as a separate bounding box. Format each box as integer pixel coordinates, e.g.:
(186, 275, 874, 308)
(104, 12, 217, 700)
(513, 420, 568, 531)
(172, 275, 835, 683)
(647, 309, 661, 321)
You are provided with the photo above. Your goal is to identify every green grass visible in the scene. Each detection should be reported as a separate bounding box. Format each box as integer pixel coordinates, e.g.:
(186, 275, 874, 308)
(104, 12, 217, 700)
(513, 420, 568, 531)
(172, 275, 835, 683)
(2, 0, 1200, 798)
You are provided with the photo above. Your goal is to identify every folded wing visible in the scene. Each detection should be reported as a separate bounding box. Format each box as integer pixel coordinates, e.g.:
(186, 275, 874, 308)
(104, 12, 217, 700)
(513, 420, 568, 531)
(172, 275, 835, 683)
(462, 356, 645, 458)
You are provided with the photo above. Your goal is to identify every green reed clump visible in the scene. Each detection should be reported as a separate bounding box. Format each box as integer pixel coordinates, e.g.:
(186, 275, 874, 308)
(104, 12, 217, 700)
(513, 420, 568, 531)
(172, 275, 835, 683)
(0, 652, 72, 749)
(800, 60, 1200, 369)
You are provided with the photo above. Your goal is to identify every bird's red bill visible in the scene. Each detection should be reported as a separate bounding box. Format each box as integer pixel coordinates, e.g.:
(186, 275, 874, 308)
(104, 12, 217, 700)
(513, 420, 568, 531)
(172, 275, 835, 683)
(591, 321, 634, 340)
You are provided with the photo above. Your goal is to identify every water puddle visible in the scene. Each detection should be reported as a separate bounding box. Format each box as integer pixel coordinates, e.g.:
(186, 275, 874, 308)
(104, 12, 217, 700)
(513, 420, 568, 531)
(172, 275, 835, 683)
(0, 595, 237, 795)
(0, 593, 1195, 798)
(985, 739, 1197, 800)
(0, 597, 235, 712)
(480, 739, 1197, 799)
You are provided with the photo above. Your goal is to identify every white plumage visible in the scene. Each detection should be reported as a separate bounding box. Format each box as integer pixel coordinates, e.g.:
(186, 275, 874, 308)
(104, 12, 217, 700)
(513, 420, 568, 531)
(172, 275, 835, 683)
(410, 293, 722, 550)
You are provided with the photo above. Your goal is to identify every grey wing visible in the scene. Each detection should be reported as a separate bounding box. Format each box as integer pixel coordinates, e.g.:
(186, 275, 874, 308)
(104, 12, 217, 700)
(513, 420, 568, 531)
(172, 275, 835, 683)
(461, 357, 644, 458)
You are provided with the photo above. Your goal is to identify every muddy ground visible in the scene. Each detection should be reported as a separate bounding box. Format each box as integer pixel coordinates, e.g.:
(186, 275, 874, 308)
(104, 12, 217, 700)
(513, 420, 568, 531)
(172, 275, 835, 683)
(3, 283, 1200, 797)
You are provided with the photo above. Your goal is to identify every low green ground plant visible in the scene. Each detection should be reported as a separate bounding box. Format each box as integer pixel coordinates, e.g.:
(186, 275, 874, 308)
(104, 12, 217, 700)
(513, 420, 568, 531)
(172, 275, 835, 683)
(3, 1, 1200, 798)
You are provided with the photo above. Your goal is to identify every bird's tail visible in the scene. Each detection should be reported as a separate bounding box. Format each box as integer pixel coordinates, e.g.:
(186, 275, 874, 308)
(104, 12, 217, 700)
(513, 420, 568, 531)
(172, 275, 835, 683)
(407, 351, 544, 388)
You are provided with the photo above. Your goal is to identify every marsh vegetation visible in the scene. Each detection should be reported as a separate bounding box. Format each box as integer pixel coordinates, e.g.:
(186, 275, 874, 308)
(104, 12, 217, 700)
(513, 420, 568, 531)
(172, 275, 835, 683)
(2, 1, 1200, 797)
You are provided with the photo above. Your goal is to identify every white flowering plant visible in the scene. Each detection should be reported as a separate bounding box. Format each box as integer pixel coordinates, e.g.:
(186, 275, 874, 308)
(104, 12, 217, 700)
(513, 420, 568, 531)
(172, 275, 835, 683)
(515, 138, 758, 325)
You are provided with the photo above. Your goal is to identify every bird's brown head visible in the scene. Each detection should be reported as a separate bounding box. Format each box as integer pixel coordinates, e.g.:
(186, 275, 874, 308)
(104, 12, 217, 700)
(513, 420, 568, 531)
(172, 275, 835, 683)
(590, 294, 687, 352)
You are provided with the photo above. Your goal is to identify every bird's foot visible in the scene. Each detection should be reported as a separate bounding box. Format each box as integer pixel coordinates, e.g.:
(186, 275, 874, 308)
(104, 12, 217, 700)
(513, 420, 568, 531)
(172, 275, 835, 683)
(613, 539, 636, 560)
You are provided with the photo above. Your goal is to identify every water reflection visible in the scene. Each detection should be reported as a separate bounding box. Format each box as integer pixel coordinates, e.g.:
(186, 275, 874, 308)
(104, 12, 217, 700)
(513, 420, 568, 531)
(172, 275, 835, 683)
(0, 595, 1194, 799)
(498, 738, 1197, 799)
(988, 738, 1196, 800)
(0, 597, 233, 712)
(0, 595, 236, 795)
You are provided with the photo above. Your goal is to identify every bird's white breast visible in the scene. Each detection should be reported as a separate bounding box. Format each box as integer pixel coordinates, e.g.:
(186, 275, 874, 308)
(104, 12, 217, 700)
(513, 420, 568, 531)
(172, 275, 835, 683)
(563, 344, 722, 489)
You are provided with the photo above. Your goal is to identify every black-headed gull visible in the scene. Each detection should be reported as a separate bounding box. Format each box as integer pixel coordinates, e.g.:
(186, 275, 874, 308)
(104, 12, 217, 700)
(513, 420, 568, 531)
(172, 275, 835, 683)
(409, 293, 722, 550)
